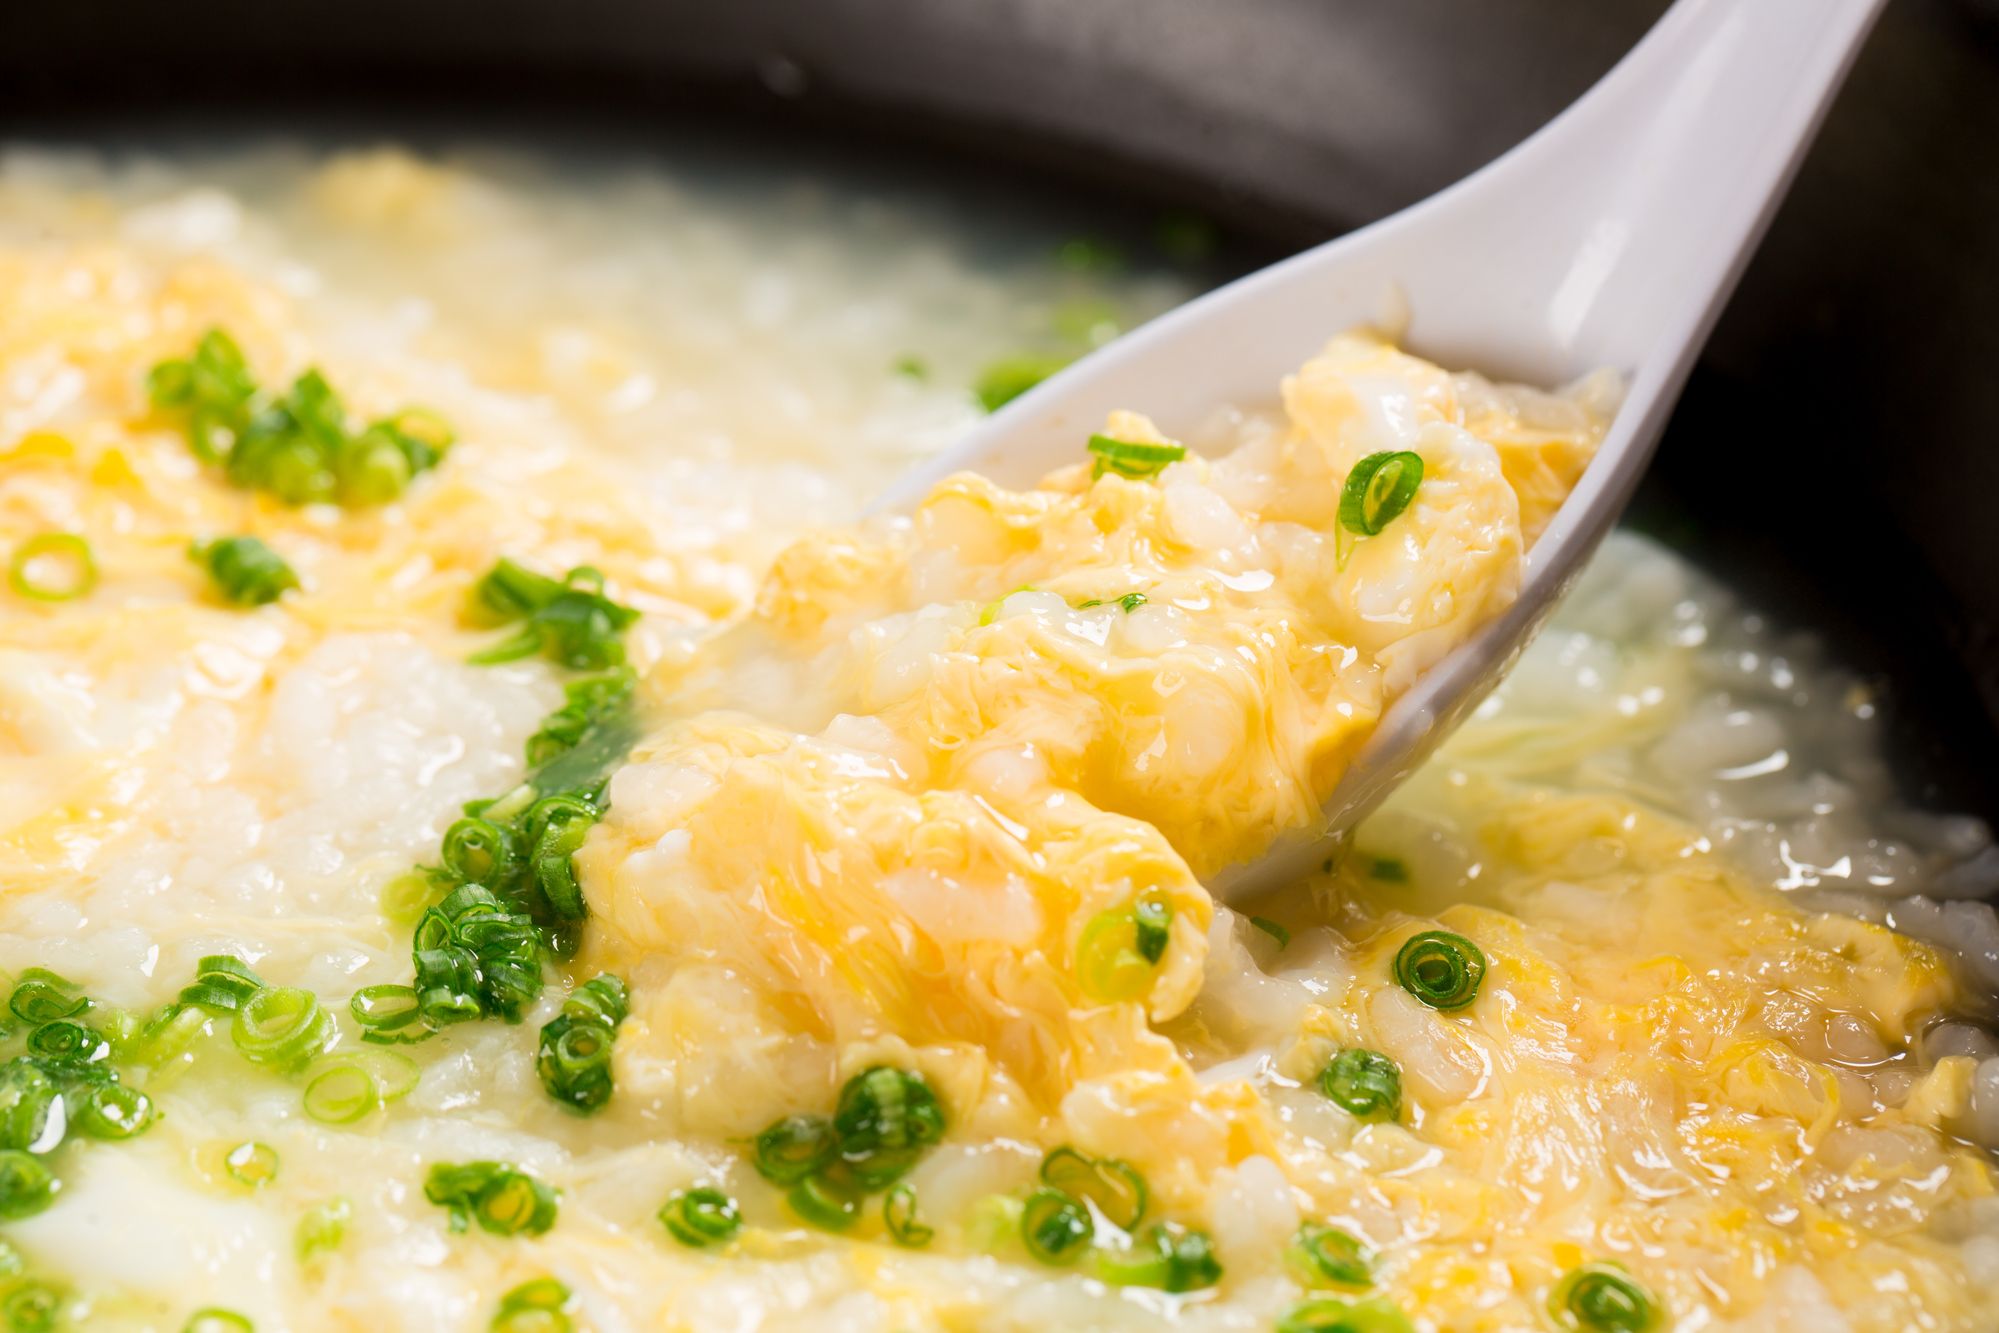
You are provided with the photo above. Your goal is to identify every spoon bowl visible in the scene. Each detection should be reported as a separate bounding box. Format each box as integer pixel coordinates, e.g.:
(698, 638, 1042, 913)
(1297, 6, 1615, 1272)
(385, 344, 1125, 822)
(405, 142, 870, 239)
(871, 0, 1885, 898)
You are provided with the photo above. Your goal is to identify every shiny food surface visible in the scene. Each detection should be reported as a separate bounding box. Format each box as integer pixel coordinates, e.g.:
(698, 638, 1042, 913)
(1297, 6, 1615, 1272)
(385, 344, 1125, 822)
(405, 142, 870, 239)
(0, 149, 1993, 1332)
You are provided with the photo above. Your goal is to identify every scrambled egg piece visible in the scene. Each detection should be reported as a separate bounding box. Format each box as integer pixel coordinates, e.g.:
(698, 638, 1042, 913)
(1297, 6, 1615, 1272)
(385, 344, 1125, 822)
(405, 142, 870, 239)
(589, 332, 1609, 1151)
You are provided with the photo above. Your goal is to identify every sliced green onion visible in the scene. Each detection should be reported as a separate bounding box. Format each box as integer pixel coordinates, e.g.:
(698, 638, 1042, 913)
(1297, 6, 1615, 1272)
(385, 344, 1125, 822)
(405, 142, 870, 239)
(441, 816, 517, 886)
(1289, 1223, 1373, 1289)
(0, 1062, 62, 1154)
(344, 1049, 420, 1101)
(890, 355, 928, 382)
(1364, 855, 1409, 883)
(883, 1182, 933, 1248)
(25, 1020, 108, 1067)
(72, 1081, 154, 1140)
(1275, 1297, 1416, 1333)
(1133, 895, 1172, 964)
(535, 1014, 615, 1114)
(1549, 1263, 1659, 1332)
(1319, 1049, 1402, 1122)
(1039, 1147, 1148, 1231)
(189, 536, 298, 607)
(231, 987, 333, 1069)
(536, 973, 627, 1114)
(752, 1114, 838, 1186)
(302, 1063, 379, 1124)
(528, 809, 593, 921)
(1075, 905, 1162, 1003)
(9, 534, 97, 602)
(787, 1169, 864, 1232)
(3, 1282, 61, 1333)
(131, 1004, 209, 1066)
(1086, 434, 1186, 481)
(224, 1141, 278, 1188)
(424, 1161, 558, 1237)
(1019, 1188, 1092, 1266)
(182, 1309, 254, 1333)
(563, 974, 629, 1028)
(1249, 916, 1292, 949)
(492, 1277, 574, 1333)
(1392, 931, 1487, 1011)
(295, 1196, 350, 1263)
(178, 955, 267, 1013)
(466, 560, 638, 671)
(832, 1066, 945, 1185)
(467, 558, 566, 626)
(148, 332, 450, 509)
(974, 354, 1071, 413)
(1077, 592, 1149, 613)
(350, 984, 425, 1043)
(1090, 1221, 1222, 1292)
(659, 1187, 741, 1248)
(1337, 451, 1424, 537)
(524, 669, 636, 771)
(8, 971, 87, 1026)
(0, 1150, 59, 1220)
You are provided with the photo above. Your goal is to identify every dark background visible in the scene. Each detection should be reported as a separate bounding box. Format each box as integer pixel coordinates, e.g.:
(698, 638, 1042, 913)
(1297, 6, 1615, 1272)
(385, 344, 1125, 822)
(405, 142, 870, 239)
(2, 0, 1995, 817)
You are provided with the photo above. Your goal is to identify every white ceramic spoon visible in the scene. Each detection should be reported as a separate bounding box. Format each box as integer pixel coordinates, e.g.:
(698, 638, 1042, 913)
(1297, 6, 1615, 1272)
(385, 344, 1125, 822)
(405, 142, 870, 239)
(870, 0, 1885, 898)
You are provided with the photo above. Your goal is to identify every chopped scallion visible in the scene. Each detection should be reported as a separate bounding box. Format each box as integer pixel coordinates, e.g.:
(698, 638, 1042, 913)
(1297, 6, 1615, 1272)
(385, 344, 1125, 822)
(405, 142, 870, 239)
(8, 534, 96, 603)
(1275, 1296, 1416, 1333)
(832, 1066, 945, 1188)
(71, 1081, 154, 1140)
(295, 1196, 351, 1263)
(883, 1182, 933, 1248)
(973, 353, 1071, 413)
(1089, 1221, 1222, 1292)
(1549, 1262, 1659, 1332)
(1075, 901, 1168, 1002)
(752, 1114, 837, 1187)
(1289, 1223, 1374, 1289)
(787, 1168, 864, 1232)
(424, 1161, 558, 1237)
(230, 987, 333, 1070)
(1318, 1048, 1402, 1122)
(8, 970, 88, 1026)
(492, 1277, 575, 1333)
(466, 559, 638, 671)
(1039, 1146, 1148, 1231)
(0, 1063, 61, 1155)
(1249, 916, 1292, 949)
(659, 1186, 741, 1248)
(1337, 450, 1424, 537)
(1086, 434, 1186, 481)
(177, 955, 266, 1014)
(0, 1150, 59, 1221)
(536, 973, 628, 1114)
(189, 536, 298, 607)
(147, 329, 451, 508)
(182, 1309, 254, 1333)
(1019, 1187, 1092, 1266)
(3, 1282, 62, 1333)
(1365, 855, 1409, 883)
(301, 1063, 379, 1124)
(1392, 930, 1487, 1012)
(224, 1141, 278, 1189)
(23, 1020, 107, 1067)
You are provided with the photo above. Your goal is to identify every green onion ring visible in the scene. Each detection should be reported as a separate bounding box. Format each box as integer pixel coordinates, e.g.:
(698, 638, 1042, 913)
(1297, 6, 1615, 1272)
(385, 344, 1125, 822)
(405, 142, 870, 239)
(9, 533, 97, 602)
